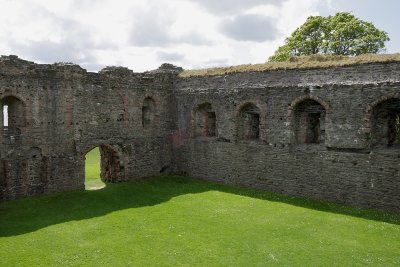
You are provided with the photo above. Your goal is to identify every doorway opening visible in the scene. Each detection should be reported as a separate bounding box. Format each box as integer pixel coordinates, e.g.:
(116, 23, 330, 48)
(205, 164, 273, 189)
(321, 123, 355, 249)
(84, 145, 123, 190)
(85, 147, 105, 190)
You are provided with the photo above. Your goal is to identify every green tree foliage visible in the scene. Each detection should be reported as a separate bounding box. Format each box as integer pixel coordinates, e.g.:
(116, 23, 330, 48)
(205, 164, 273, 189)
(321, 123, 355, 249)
(269, 12, 390, 62)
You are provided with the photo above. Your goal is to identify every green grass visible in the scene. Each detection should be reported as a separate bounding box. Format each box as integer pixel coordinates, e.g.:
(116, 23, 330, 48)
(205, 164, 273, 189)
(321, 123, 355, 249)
(85, 147, 105, 190)
(1, 176, 400, 266)
(179, 53, 400, 77)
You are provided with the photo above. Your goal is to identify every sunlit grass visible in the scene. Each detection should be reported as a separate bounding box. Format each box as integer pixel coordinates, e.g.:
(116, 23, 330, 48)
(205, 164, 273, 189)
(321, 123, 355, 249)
(0, 173, 399, 266)
(85, 147, 105, 190)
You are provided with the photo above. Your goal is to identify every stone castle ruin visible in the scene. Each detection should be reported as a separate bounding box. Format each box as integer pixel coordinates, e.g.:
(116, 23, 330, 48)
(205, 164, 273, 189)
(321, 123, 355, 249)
(0, 55, 399, 212)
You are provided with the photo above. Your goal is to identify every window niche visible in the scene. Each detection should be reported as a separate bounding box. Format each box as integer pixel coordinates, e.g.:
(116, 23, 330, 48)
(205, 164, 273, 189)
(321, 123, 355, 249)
(194, 103, 216, 138)
(142, 97, 156, 128)
(2, 104, 8, 126)
(237, 103, 260, 141)
(1, 96, 26, 134)
(293, 99, 326, 145)
(371, 98, 400, 149)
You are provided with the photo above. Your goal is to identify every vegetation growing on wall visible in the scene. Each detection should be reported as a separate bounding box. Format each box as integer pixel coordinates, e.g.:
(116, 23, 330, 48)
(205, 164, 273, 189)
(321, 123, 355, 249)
(179, 53, 400, 77)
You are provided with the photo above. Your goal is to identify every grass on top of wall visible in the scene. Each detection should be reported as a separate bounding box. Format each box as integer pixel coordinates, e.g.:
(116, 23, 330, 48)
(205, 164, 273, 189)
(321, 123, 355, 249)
(1, 176, 400, 265)
(179, 53, 400, 77)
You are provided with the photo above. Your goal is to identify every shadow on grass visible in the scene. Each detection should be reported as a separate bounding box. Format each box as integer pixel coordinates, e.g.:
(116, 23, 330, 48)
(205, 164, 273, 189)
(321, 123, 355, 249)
(0, 175, 399, 237)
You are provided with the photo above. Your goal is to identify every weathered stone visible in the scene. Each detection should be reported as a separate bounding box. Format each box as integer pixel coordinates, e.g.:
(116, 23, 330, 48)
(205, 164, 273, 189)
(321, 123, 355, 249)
(1, 55, 399, 213)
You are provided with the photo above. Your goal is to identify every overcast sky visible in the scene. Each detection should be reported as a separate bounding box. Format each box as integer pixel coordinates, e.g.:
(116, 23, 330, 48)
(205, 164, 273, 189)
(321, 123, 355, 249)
(0, 0, 398, 72)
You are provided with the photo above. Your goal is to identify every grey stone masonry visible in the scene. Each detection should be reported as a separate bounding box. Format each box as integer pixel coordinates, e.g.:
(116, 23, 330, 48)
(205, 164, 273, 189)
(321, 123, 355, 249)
(1, 55, 399, 212)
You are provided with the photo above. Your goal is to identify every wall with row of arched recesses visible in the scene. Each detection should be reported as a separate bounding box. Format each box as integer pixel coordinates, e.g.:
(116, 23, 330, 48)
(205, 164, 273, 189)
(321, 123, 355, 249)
(0, 90, 172, 199)
(191, 95, 400, 149)
(0, 95, 160, 136)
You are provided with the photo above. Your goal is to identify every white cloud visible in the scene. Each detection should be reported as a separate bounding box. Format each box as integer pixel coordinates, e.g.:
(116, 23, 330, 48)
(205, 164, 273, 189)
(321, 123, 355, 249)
(186, 0, 283, 15)
(220, 14, 278, 42)
(157, 51, 186, 62)
(0, 0, 332, 72)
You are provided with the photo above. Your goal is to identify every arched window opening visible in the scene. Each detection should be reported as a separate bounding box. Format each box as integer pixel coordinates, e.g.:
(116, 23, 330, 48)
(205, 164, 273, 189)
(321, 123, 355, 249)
(3, 105, 8, 127)
(294, 99, 326, 144)
(1, 96, 25, 130)
(194, 103, 216, 137)
(238, 103, 260, 140)
(142, 97, 156, 128)
(371, 98, 400, 148)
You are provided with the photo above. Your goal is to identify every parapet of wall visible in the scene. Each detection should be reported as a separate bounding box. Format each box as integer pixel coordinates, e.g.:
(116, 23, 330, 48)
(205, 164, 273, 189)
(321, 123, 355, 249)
(1, 55, 399, 212)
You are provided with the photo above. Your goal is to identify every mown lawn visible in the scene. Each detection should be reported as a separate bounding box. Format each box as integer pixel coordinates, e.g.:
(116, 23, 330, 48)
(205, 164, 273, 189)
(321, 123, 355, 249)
(0, 158, 399, 266)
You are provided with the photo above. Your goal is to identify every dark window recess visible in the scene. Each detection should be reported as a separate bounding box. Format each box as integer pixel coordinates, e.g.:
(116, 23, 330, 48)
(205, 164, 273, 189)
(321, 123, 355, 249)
(206, 112, 216, 137)
(388, 113, 400, 147)
(371, 99, 400, 149)
(142, 97, 156, 127)
(294, 99, 326, 145)
(194, 103, 216, 137)
(306, 113, 321, 144)
(1, 96, 26, 137)
(238, 103, 260, 140)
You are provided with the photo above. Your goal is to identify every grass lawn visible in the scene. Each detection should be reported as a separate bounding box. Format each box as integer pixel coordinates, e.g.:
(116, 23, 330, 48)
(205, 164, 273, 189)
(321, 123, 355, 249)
(0, 156, 399, 266)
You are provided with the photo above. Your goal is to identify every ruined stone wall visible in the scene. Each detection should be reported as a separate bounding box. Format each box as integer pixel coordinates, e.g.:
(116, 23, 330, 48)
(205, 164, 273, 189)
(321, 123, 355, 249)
(0, 56, 177, 199)
(1, 55, 399, 212)
(172, 62, 400, 212)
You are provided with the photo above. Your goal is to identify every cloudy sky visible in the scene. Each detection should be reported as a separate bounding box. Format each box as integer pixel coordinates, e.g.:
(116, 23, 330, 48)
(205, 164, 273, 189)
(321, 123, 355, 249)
(0, 0, 398, 72)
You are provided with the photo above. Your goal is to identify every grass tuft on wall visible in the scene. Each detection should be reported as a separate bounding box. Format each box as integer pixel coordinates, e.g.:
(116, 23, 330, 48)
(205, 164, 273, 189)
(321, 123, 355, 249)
(179, 53, 400, 77)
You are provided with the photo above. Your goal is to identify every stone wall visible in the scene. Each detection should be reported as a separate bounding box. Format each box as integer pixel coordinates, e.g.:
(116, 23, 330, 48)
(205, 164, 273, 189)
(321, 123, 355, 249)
(172, 62, 400, 212)
(0, 56, 177, 199)
(1, 55, 399, 212)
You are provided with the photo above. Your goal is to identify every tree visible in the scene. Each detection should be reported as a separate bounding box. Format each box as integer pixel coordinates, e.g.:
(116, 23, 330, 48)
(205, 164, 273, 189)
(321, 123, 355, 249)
(269, 12, 390, 62)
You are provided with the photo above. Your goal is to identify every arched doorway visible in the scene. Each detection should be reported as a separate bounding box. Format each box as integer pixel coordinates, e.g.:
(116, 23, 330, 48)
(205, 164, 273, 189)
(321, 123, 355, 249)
(84, 145, 124, 190)
(85, 147, 104, 190)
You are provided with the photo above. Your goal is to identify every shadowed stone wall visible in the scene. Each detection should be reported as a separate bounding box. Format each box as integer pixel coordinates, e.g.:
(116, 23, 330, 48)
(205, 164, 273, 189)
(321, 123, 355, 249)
(172, 62, 400, 212)
(1, 55, 399, 212)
